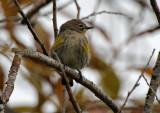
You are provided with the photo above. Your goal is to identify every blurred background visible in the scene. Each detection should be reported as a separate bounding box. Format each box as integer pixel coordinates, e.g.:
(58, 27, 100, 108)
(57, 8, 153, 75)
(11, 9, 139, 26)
(0, 0, 160, 113)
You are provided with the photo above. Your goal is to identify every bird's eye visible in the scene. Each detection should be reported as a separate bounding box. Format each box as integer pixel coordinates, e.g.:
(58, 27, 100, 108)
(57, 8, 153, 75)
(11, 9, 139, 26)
(78, 24, 83, 28)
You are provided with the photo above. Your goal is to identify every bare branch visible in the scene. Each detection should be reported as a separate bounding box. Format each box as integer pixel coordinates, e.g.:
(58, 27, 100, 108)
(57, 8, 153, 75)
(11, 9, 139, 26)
(12, 48, 123, 113)
(73, 0, 81, 19)
(0, 54, 22, 112)
(53, 51, 82, 113)
(142, 73, 160, 104)
(134, 26, 160, 37)
(0, 0, 73, 24)
(23, 0, 52, 24)
(65, 82, 82, 113)
(119, 49, 155, 112)
(143, 51, 160, 113)
(58, 1, 73, 11)
(13, 0, 48, 56)
(53, 0, 58, 38)
(81, 10, 132, 20)
(150, 0, 160, 25)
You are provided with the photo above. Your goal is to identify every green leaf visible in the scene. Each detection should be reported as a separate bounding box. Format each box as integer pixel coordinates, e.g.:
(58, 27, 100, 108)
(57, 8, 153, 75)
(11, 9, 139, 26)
(99, 68, 120, 98)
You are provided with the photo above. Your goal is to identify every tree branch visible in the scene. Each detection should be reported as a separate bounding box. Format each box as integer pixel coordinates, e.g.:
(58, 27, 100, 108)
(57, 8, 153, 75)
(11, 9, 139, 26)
(134, 26, 160, 37)
(142, 72, 160, 104)
(52, 52, 82, 113)
(81, 10, 132, 20)
(53, 0, 58, 38)
(11, 48, 123, 113)
(13, 0, 48, 56)
(73, 0, 81, 19)
(143, 51, 160, 113)
(23, 0, 52, 24)
(150, 0, 160, 25)
(0, 53, 22, 112)
(64, 82, 82, 113)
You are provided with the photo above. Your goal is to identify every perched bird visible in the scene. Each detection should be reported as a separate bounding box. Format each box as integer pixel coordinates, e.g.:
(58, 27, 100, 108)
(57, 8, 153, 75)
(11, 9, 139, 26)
(50, 19, 93, 86)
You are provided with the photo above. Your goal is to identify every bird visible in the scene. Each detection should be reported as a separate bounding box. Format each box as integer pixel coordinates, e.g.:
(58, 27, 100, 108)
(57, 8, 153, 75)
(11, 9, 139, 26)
(50, 19, 93, 86)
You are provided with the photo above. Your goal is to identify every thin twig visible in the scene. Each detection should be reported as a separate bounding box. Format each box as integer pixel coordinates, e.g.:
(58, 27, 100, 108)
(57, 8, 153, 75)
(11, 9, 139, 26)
(73, 0, 81, 19)
(0, 0, 73, 24)
(53, 52, 82, 113)
(58, 0, 73, 11)
(65, 83, 82, 113)
(150, 0, 160, 25)
(13, 0, 48, 56)
(81, 10, 132, 20)
(31, 1, 73, 18)
(53, 0, 58, 38)
(62, 87, 66, 113)
(0, 53, 22, 112)
(119, 49, 155, 113)
(142, 73, 160, 104)
(134, 26, 160, 37)
(55, 54, 81, 113)
(12, 48, 123, 113)
(23, 0, 52, 24)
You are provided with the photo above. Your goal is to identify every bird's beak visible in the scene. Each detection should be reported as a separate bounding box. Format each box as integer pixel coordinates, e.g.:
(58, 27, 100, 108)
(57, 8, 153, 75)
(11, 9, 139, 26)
(86, 26, 94, 30)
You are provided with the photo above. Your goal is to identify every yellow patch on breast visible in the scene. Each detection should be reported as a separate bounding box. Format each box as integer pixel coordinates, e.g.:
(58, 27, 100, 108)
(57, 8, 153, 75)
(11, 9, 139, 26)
(83, 40, 89, 53)
(52, 35, 63, 48)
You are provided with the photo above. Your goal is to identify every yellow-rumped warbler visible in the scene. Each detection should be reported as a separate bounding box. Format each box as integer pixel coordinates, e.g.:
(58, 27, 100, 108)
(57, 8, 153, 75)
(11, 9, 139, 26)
(50, 19, 93, 86)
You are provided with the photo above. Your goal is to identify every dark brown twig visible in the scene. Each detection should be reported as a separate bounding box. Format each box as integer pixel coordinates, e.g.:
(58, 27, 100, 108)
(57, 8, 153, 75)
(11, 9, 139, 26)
(119, 49, 155, 113)
(58, 0, 73, 11)
(73, 0, 81, 19)
(12, 48, 123, 113)
(150, 0, 160, 25)
(53, 0, 58, 38)
(0, 0, 74, 24)
(13, 0, 48, 56)
(22, 0, 52, 24)
(53, 52, 82, 113)
(81, 10, 132, 20)
(28, 1, 73, 18)
(134, 26, 160, 37)
(0, 53, 22, 112)
(65, 82, 82, 113)
(143, 51, 160, 113)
